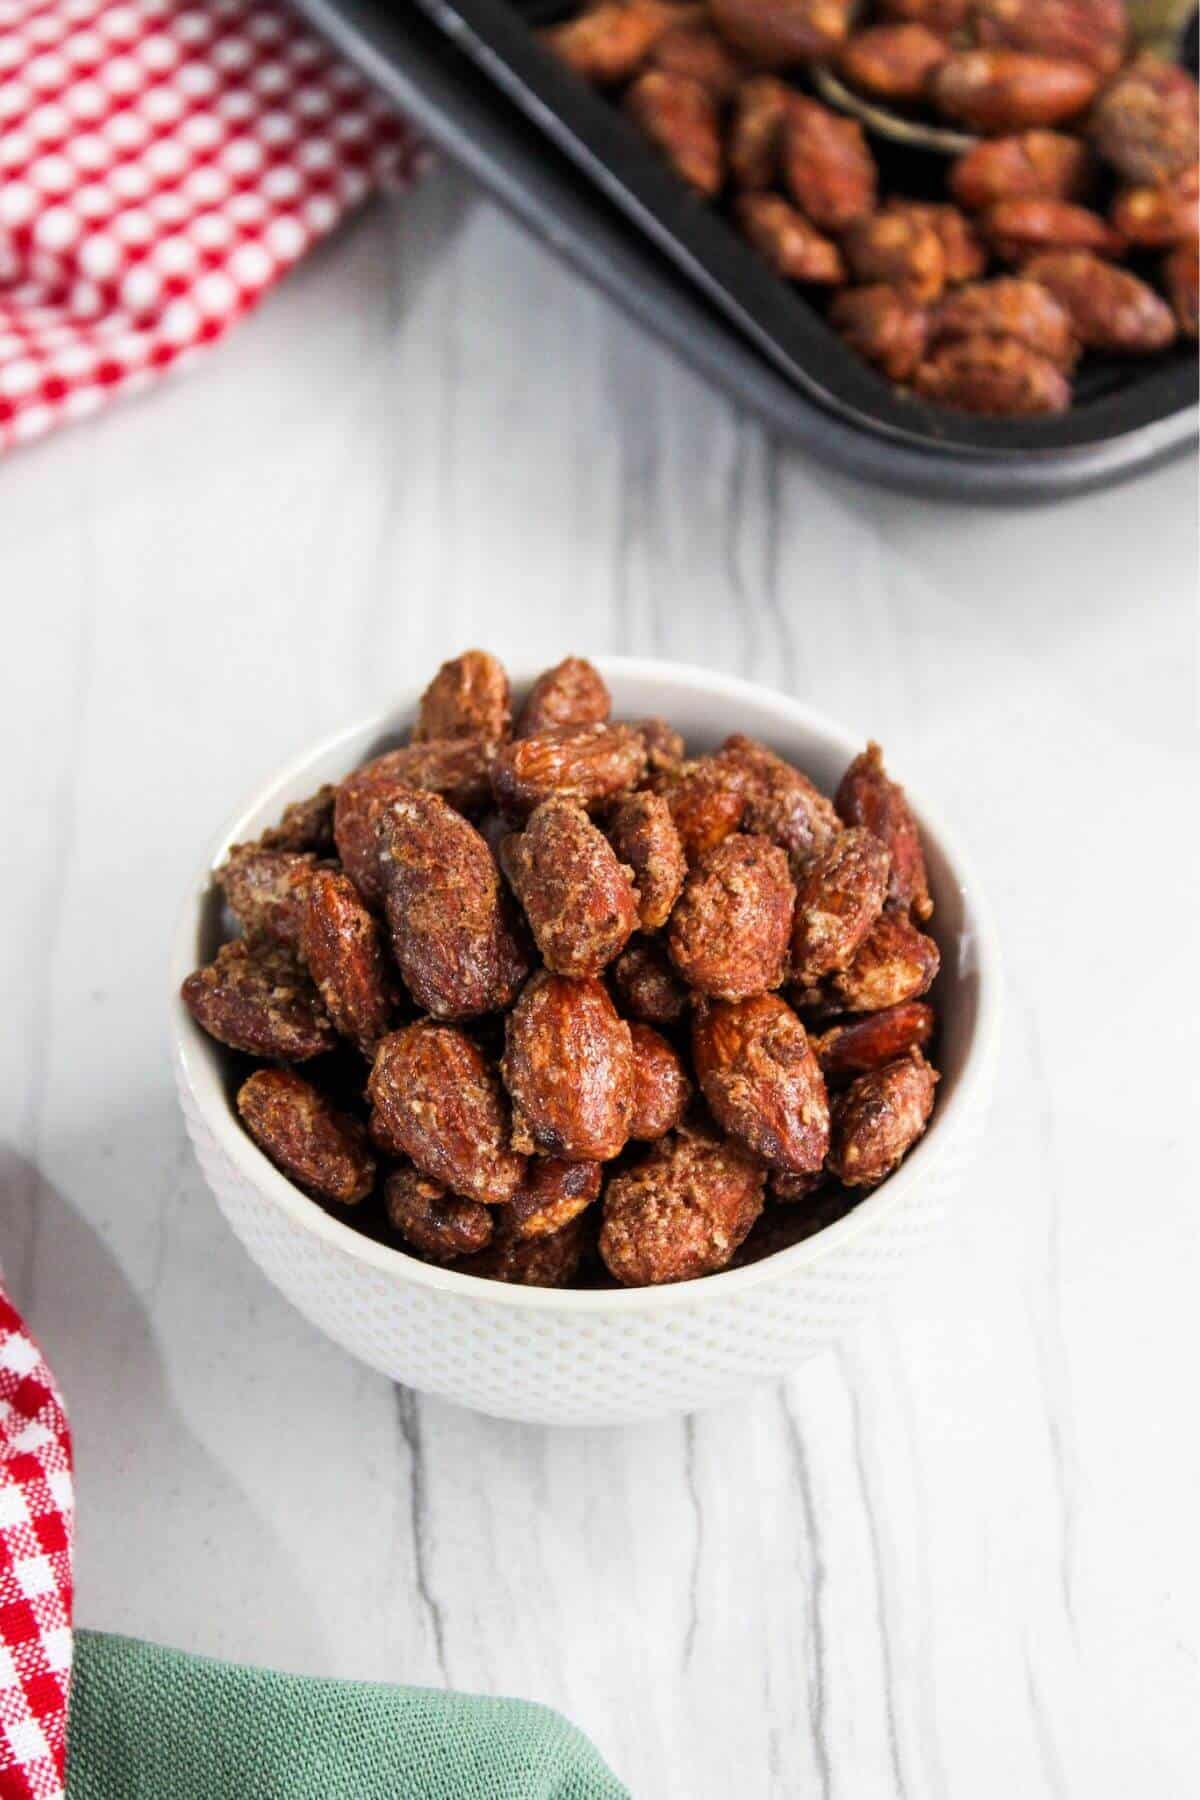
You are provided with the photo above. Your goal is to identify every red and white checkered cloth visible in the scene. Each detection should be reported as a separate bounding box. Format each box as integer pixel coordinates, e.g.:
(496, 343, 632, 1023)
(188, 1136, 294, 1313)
(0, 1290, 73, 1800)
(0, 0, 424, 453)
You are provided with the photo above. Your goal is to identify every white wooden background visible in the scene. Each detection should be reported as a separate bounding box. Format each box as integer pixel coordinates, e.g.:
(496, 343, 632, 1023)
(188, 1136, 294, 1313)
(2, 169, 1198, 1799)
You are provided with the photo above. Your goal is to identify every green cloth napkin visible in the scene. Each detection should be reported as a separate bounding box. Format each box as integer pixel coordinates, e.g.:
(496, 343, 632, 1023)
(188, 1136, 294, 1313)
(67, 1631, 628, 1799)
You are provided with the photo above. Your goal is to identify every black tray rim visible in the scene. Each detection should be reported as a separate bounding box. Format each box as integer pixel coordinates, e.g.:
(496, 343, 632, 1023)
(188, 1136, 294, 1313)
(418, 0, 1198, 458)
(290, 0, 1199, 500)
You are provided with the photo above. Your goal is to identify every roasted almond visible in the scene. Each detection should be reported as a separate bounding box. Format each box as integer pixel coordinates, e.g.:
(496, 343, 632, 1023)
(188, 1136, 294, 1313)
(502, 972, 635, 1160)
(238, 1068, 375, 1205)
(667, 833, 795, 1000)
(600, 1126, 765, 1285)
(501, 798, 639, 976)
(827, 1049, 939, 1185)
(693, 993, 829, 1172)
(368, 1022, 526, 1204)
(377, 789, 530, 1019)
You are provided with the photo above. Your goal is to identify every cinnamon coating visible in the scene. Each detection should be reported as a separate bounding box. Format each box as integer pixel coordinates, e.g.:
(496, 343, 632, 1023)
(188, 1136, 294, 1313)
(186, 654, 947, 1288)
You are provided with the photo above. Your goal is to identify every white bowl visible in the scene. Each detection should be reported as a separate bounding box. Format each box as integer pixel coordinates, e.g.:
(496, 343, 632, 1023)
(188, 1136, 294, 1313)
(172, 658, 1001, 1427)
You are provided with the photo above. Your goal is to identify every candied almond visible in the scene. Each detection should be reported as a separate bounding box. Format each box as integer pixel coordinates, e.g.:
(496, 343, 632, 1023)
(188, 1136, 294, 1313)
(364, 739, 496, 814)
(896, 203, 987, 286)
(980, 196, 1124, 262)
(607, 790, 687, 932)
(612, 939, 689, 1024)
(842, 209, 947, 305)
(368, 1022, 526, 1204)
(384, 1165, 494, 1262)
(541, 0, 686, 84)
(667, 833, 795, 1000)
(950, 130, 1095, 211)
(1023, 250, 1177, 351)
(720, 734, 839, 870)
(516, 657, 611, 738)
(649, 19, 745, 99)
(600, 1126, 765, 1286)
(693, 993, 829, 1172)
(217, 845, 317, 948)
(729, 76, 790, 190)
(413, 649, 511, 747)
(625, 69, 724, 197)
(237, 1068, 375, 1204)
(505, 1158, 603, 1241)
(181, 938, 335, 1061)
(914, 332, 1074, 413)
(491, 722, 647, 819)
(838, 24, 949, 104)
(930, 51, 1100, 133)
(735, 194, 845, 284)
(930, 276, 1079, 370)
(835, 741, 933, 920)
(812, 1000, 936, 1079)
(768, 1168, 828, 1205)
(791, 827, 891, 986)
(259, 785, 336, 854)
(828, 285, 930, 384)
(500, 797, 639, 976)
(378, 789, 530, 1019)
(829, 909, 940, 1012)
(1089, 53, 1199, 185)
(629, 1022, 692, 1141)
(653, 753, 747, 862)
(827, 1049, 938, 1186)
(782, 96, 877, 233)
(710, 0, 852, 65)
(502, 972, 635, 1161)
(971, 0, 1126, 78)
(460, 1212, 590, 1287)
(633, 715, 686, 778)
(300, 865, 396, 1056)
(333, 739, 495, 903)
(1110, 168, 1199, 248)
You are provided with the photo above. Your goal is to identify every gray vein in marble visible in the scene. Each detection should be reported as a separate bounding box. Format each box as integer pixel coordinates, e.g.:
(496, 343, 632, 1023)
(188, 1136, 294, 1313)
(765, 1711, 787, 1800)
(434, 220, 462, 631)
(879, 1318, 952, 1800)
(394, 1385, 450, 1685)
(843, 1356, 910, 1800)
(753, 429, 799, 697)
(1020, 1002, 1078, 1635)
(355, 203, 424, 695)
(609, 314, 660, 658)
(721, 419, 760, 679)
(1024, 1648, 1069, 1800)
(142, 1129, 191, 1314)
(721, 418, 802, 701)
(779, 1388, 833, 1800)
(681, 1413, 703, 1669)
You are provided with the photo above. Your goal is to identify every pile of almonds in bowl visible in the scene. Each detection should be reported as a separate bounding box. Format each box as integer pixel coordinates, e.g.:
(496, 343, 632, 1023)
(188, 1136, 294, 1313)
(181, 652, 943, 1289)
(543, 0, 1198, 415)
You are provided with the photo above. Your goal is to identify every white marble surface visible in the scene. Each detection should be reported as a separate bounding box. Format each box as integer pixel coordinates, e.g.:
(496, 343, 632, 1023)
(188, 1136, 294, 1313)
(2, 168, 1198, 1799)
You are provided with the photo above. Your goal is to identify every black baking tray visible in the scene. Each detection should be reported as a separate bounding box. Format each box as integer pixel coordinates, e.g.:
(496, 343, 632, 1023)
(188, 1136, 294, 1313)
(292, 0, 1199, 498)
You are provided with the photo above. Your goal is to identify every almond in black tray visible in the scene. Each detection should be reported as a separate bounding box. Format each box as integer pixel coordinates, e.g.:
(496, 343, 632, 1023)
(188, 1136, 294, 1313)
(541, 0, 1197, 416)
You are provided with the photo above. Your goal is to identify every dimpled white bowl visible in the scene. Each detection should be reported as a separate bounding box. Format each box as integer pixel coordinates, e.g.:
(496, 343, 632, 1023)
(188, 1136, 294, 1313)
(171, 659, 1000, 1426)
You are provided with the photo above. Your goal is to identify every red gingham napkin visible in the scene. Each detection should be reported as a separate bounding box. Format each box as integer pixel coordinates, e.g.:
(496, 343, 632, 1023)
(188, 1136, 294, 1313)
(0, 1289, 73, 1800)
(0, 0, 424, 453)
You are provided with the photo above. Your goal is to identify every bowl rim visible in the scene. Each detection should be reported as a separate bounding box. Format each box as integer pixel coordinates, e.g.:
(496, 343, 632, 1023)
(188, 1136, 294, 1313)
(171, 655, 1002, 1314)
